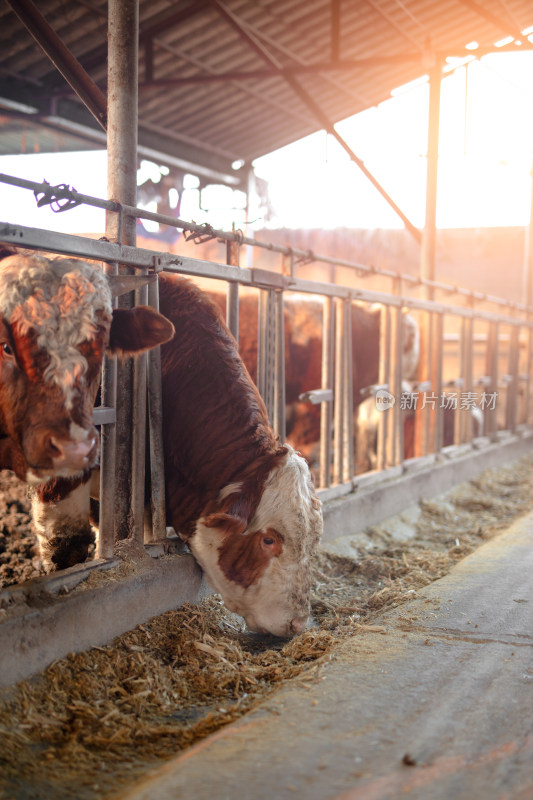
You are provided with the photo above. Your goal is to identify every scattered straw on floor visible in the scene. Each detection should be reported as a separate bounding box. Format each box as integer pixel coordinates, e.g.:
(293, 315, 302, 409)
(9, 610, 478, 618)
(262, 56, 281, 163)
(1, 455, 532, 799)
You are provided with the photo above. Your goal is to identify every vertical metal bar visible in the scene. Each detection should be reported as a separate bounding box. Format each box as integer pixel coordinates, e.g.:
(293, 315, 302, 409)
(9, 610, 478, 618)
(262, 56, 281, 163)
(376, 305, 390, 470)
(506, 325, 520, 433)
(460, 314, 474, 442)
(98, 264, 117, 559)
(486, 322, 499, 439)
(226, 238, 239, 342)
(320, 297, 334, 488)
(107, 0, 139, 542)
(333, 298, 345, 484)
(413, 311, 429, 457)
(424, 310, 434, 450)
(257, 291, 266, 398)
(257, 289, 276, 423)
(273, 291, 286, 441)
(146, 277, 166, 542)
(455, 317, 465, 445)
(226, 283, 239, 342)
(433, 312, 444, 453)
(132, 281, 148, 543)
(394, 306, 404, 465)
(525, 324, 533, 423)
(343, 299, 354, 482)
(420, 60, 442, 294)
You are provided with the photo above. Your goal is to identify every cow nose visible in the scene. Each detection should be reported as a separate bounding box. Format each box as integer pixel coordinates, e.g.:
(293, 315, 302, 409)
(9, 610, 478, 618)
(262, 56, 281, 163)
(46, 434, 97, 471)
(290, 615, 308, 635)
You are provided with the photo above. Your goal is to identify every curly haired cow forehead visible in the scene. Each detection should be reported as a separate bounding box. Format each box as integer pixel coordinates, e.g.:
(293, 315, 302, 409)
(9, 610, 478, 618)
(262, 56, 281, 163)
(0, 255, 113, 407)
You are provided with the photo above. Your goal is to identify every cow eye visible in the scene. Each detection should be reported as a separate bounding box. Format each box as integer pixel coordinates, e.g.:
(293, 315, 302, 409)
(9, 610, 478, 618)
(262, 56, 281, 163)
(1, 343, 13, 357)
(262, 536, 275, 546)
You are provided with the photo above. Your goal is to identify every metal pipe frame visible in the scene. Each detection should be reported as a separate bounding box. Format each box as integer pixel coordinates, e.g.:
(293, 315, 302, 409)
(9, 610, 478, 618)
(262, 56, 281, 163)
(1, 206, 532, 502)
(342, 299, 354, 482)
(320, 298, 334, 488)
(1, 171, 531, 316)
(106, 0, 141, 543)
(333, 298, 346, 485)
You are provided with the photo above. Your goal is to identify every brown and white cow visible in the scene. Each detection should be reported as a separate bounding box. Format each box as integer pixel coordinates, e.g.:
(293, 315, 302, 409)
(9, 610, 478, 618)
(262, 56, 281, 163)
(157, 274, 323, 637)
(0, 253, 322, 638)
(0, 252, 174, 569)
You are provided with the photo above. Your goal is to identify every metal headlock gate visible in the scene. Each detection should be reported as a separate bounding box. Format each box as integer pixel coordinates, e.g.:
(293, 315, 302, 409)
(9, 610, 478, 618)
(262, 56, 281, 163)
(2, 170, 533, 686)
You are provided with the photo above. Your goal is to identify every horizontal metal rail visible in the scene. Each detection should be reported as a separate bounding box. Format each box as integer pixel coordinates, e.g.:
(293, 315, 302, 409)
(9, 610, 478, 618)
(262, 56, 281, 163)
(1, 171, 531, 314)
(0, 221, 530, 330)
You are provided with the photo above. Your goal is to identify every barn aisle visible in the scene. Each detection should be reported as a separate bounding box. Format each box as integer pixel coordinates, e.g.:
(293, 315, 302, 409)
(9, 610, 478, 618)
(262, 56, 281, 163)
(118, 511, 533, 800)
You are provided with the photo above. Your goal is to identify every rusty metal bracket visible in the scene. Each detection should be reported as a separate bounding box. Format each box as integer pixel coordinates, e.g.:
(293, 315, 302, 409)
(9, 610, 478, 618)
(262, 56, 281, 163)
(184, 223, 218, 245)
(34, 181, 81, 213)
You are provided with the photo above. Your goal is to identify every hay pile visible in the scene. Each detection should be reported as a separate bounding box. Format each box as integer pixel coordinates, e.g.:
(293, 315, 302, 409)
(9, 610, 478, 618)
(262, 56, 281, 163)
(1, 455, 532, 799)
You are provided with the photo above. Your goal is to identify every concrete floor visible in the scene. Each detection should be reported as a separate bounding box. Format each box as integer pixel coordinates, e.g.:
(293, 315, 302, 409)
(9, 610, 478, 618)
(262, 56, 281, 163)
(117, 511, 533, 800)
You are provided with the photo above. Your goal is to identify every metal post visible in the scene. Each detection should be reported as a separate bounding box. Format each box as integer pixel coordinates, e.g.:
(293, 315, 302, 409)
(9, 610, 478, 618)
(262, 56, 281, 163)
(99, 268, 117, 559)
(273, 291, 286, 441)
(333, 298, 345, 484)
(320, 297, 334, 488)
(392, 305, 403, 465)
(420, 59, 442, 294)
(486, 322, 499, 440)
(343, 299, 354, 481)
(106, 0, 140, 542)
(433, 313, 444, 452)
(257, 289, 276, 423)
(376, 305, 391, 470)
(459, 314, 474, 442)
(226, 238, 239, 342)
(506, 325, 520, 433)
(146, 278, 166, 542)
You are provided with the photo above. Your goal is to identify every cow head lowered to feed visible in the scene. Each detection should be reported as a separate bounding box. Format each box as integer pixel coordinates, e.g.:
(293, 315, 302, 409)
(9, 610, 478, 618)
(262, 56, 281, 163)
(191, 444, 323, 638)
(0, 252, 174, 568)
(157, 273, 324, 639)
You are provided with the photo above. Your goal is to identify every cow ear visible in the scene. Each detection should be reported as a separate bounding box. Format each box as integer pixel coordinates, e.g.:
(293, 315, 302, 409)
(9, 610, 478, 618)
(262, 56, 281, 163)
(108, 306, 175, 356)
(203, 490, 256, 537)
(203, 511, 248, 536)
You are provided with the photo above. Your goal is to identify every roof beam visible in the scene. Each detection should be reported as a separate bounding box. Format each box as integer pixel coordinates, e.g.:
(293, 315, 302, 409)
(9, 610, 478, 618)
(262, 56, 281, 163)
(137, 54, 424, 87)
(331, 0, 341, 62)
(456, 0, 525, 40)
(210, 0, 422, 243)
(5, 0, 107, 130)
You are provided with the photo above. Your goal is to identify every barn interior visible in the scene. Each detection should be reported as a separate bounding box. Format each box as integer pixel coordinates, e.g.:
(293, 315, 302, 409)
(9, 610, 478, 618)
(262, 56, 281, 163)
(1, 1, 533, 798)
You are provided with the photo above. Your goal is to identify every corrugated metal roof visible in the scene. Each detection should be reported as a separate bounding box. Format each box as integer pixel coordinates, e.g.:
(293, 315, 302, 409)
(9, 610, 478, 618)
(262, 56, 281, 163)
(0, 0, 532, 186)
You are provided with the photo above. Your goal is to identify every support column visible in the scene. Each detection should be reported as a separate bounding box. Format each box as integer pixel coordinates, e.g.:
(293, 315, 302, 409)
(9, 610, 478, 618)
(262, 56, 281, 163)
(416, 58, 442, 457)
(420, 59, 442, 293)
(105, 0, 140, 542)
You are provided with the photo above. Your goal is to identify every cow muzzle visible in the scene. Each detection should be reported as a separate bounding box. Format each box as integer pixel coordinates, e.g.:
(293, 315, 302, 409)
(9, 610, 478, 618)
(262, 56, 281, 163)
(47, 432, 98, 473)
(25, 424, 99, 476)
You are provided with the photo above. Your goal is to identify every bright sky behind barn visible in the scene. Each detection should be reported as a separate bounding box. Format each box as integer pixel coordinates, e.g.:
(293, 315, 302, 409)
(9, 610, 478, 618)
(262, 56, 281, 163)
(0, 49, 532, 234)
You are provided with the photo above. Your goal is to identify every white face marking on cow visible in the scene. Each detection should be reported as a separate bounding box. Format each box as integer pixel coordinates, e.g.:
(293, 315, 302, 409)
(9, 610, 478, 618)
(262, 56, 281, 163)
(191, 446, 323, 637)
(0, 255, 112, 410)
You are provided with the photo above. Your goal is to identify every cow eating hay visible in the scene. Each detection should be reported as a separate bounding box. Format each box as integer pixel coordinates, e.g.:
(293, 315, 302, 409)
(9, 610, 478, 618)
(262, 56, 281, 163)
(0, 252, 174, 570)
(157, 274, 323, 638)
(0, 253, 323, 638)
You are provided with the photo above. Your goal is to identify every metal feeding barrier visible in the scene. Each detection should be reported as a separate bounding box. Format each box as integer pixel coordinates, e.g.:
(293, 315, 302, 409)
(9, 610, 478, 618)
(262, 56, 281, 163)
(2, 171, 533, 686)
(1, 170, 533, 552)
